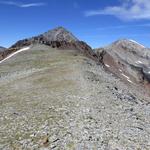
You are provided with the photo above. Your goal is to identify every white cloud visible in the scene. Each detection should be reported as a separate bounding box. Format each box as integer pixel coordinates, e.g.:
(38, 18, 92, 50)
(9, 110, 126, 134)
(20, 3, 45, 8)
(85, 0, 150, 20)
(0, 1, 46, 8)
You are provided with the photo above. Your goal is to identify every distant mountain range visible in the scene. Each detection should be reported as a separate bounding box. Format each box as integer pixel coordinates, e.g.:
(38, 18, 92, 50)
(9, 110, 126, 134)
(0, 26, 150, 89)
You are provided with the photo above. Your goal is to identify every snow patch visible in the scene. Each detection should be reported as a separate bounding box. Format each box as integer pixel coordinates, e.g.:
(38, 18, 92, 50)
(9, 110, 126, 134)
(121, 73, 130, 79)
(119, 69, 122, 72)
(136, 60, 143, 64)
(127, 79, 133, 83)
(121, 73, 133, 83)
(105, 64, 110, 68)
(129, 39, 145, 48)
(0, 47, 30, 64)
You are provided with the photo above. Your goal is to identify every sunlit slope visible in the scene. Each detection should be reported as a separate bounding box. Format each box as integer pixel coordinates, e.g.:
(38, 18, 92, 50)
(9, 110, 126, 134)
(0, 44, 149, 150)
(0, 44, 89, 148)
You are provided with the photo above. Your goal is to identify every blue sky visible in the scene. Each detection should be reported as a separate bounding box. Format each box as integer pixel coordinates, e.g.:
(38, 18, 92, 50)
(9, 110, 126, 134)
(0, 0, 150, 48)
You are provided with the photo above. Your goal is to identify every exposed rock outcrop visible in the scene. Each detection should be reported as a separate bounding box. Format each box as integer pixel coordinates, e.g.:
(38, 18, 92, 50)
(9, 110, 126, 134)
(0, 46, 7, 60)
(96, 39, 150, 87)
(1, 27, 97, 61)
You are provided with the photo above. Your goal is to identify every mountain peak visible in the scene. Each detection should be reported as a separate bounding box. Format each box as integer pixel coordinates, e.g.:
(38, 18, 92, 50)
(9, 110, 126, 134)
(42, 26, 79, 42)
(54, 26, 68, 30)
(8, 26, 94, 60)
(113, 39, 145, 48)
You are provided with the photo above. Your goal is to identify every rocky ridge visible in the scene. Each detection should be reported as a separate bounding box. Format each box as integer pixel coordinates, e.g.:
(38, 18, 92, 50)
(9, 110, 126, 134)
(3, 27, 96, 61)
(1, 28, 150, 90)
(0, 46, 7, 60)
(95, 39, 150, 90)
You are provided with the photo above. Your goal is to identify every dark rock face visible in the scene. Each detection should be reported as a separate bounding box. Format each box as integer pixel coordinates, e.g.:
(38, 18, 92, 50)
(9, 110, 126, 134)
(1, 27, 96, 61)
(0, 48, 16, 61)
(0, 46, 7, 60)
(96, 39, 150, 85)
(10, 27, 79, 49)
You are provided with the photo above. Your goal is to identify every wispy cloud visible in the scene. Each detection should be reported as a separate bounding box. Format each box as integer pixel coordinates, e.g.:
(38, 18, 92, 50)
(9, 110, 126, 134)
(0, 1, 46, 8)
(97, 23, 150, 30)
(85, 0, 150, 20)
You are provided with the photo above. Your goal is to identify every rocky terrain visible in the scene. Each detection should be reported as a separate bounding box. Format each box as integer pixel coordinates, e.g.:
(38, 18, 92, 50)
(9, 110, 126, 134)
(0, 27, 150, 150)
(8, 27, 96, 60)
(0, 46, 7, 61)
(0, 27, 96, 62)
(96, 39, 150, 92)
(0, 44, 150, 150)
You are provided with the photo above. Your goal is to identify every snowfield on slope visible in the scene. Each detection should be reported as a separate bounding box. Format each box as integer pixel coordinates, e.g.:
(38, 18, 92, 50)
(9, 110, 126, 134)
(0, 47, 30, 64)
(129, 39, 145, 48)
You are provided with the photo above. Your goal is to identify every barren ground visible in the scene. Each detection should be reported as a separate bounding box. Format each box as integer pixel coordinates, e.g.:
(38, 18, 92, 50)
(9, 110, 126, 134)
(0, 45, 150, 150)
